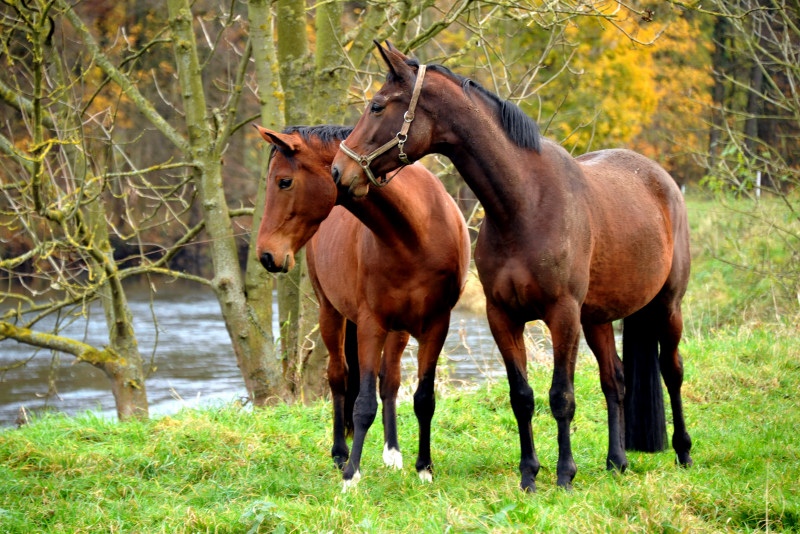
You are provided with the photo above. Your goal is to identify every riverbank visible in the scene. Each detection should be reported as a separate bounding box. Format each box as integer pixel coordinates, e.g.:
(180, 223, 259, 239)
(1, 322, 798, 532)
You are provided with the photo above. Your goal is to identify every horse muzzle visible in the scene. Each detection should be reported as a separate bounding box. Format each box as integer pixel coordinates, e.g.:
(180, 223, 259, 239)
(331, 161, 370, 198)
(348, 180, 370, 198)
(259, 251, 294, 273)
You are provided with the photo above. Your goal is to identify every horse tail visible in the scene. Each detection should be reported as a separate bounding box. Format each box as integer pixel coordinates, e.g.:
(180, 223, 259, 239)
(343, 319, 360, 438)
(622, 306, 667, 452)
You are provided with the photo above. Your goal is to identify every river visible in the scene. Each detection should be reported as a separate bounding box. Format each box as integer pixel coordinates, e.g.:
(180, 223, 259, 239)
(1, 283, 534, 428)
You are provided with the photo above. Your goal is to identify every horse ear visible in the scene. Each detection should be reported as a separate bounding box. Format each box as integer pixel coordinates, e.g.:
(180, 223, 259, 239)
(253, 124, 299, 153)
(374, 40, 413, 82)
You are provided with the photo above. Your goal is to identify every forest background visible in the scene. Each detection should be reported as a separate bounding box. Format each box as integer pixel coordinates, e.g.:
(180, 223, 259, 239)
(0, 0, 798, 421)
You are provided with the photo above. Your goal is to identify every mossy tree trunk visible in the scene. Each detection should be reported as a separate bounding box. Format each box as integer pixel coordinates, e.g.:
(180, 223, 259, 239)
(166, 0, 283, 404)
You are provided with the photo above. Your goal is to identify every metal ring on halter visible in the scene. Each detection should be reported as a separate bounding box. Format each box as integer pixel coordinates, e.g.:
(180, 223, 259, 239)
(403, 111, 414, 122)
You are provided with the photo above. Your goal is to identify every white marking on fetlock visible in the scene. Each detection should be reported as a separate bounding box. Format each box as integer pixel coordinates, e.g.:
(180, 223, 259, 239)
(418, 469, 433, 483)
(341, 470, 361, 493)
(383, 443, 403, 470)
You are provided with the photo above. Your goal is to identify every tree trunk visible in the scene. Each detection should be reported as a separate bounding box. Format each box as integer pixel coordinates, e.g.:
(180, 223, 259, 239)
(312, 0, 347, 121)
(167, 0, 284, 404)
(246, 0, 290, 402)
(744, 59, 764, 159)
(86, 194, 149, 420)
(273, 0, 327, 400)
(26, 1, 150, 421)
(708, 15, 729, 166)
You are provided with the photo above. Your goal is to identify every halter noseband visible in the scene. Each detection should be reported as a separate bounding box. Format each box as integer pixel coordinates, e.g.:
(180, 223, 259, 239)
(339, 64, 427, 188)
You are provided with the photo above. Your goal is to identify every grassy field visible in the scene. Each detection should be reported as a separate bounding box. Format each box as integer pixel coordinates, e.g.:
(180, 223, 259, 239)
(1, 196, 799, 533)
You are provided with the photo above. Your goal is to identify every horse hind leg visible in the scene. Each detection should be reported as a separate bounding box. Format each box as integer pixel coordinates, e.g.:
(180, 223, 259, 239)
(657, 303, 693, 467)
(583, 322, 627, 473)
(412, 317, 450, 482)
(379, 331, 410, 470)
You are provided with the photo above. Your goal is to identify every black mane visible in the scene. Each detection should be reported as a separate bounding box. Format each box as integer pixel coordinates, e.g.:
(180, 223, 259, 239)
(404, 59, 541, 153)
(269, 124, 353, 161)
(283, 124, 354, 145)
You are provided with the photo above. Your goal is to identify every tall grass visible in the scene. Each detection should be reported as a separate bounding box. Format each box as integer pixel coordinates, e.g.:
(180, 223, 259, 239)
(684, 194, 800, 333)
(1, 195, 798, 532)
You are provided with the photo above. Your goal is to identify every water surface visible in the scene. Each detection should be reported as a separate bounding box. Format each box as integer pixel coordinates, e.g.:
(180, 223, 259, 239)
(1, 284, 520, 427)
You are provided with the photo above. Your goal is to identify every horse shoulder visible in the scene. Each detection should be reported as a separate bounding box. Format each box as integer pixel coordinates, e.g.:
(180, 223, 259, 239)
(309, 207, 365, 320)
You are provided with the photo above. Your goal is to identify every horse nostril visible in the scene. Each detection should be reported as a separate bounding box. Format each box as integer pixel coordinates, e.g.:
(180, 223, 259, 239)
(260, 251, 278, 272)
(332, 165, 341, 185)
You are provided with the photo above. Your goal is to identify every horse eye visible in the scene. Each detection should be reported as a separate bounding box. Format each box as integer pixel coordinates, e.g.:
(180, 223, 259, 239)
(278, 178, 293, 190)
(370, 102, 385, 114)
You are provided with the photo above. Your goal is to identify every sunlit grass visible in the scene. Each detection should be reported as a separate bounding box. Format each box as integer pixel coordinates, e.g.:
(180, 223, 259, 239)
(2, 319, 798, 532)
(684, 194, 800, 334)
(2, 194, 799, 532)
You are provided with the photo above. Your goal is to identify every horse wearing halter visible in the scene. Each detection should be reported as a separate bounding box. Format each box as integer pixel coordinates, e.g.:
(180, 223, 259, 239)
(338, 64, 427, 187)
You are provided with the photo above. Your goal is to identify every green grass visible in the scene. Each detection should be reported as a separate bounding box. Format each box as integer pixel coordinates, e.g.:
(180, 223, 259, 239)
(2, 321, 799, 533)
(684, 194, 800, 333)
(1, 194, 799, 532)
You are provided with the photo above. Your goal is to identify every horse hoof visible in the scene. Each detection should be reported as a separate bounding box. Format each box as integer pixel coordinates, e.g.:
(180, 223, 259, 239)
(333, 455, 348, 470)
(342, 470, 361, 493)
(556, 473, 574, 492)
(418, 468, 433, 483)
(606, 457, 627, 474)
(520, 476, 537, 493)
(383, 444, 403, 470)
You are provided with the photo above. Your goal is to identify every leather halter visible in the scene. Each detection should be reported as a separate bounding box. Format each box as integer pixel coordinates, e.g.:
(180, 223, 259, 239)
(339, 64, 427, 188)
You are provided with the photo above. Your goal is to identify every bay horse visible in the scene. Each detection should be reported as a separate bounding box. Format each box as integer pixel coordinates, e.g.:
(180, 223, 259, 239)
(254, 124, 470, 489)
(331, 43, 693, 492)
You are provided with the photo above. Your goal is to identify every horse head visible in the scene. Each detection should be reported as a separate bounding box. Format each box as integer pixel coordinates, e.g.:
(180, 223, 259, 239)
(331, 42, 436, 198)
(254, 125, 338, 273)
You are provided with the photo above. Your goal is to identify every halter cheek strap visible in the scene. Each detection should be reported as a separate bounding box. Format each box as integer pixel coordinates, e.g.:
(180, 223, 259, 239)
(339, 64, 427, 188)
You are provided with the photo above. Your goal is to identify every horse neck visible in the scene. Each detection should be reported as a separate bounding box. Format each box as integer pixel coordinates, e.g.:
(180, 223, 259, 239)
(339, 176, 426, 253)
(437, 100, 554, 228)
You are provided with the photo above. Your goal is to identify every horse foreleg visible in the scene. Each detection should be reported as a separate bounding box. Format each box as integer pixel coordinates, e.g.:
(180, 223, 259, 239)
(342, 319, 386, 490)
(583, 322, 627, 473)
(379, 331, 410, 470)
(487, 302, 540, 492)
(413, 317, 450, 482)
(319, 305, 349, 470)
(547, 299, 582, 490)
(657, 304, 693, 468)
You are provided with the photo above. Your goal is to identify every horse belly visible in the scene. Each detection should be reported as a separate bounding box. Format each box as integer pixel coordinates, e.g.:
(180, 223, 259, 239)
(582, 215, 673, 323)
(364, 263, 463, 335)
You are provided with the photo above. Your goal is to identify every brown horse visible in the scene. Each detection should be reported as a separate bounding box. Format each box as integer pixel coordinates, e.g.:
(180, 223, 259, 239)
(254, 124, 470, 489)
(331, 43, 693, 492)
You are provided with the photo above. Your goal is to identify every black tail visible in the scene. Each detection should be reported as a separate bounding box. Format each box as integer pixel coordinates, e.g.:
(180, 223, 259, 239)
(343, 320, 360, 438)
(622, 307, 667, 452)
